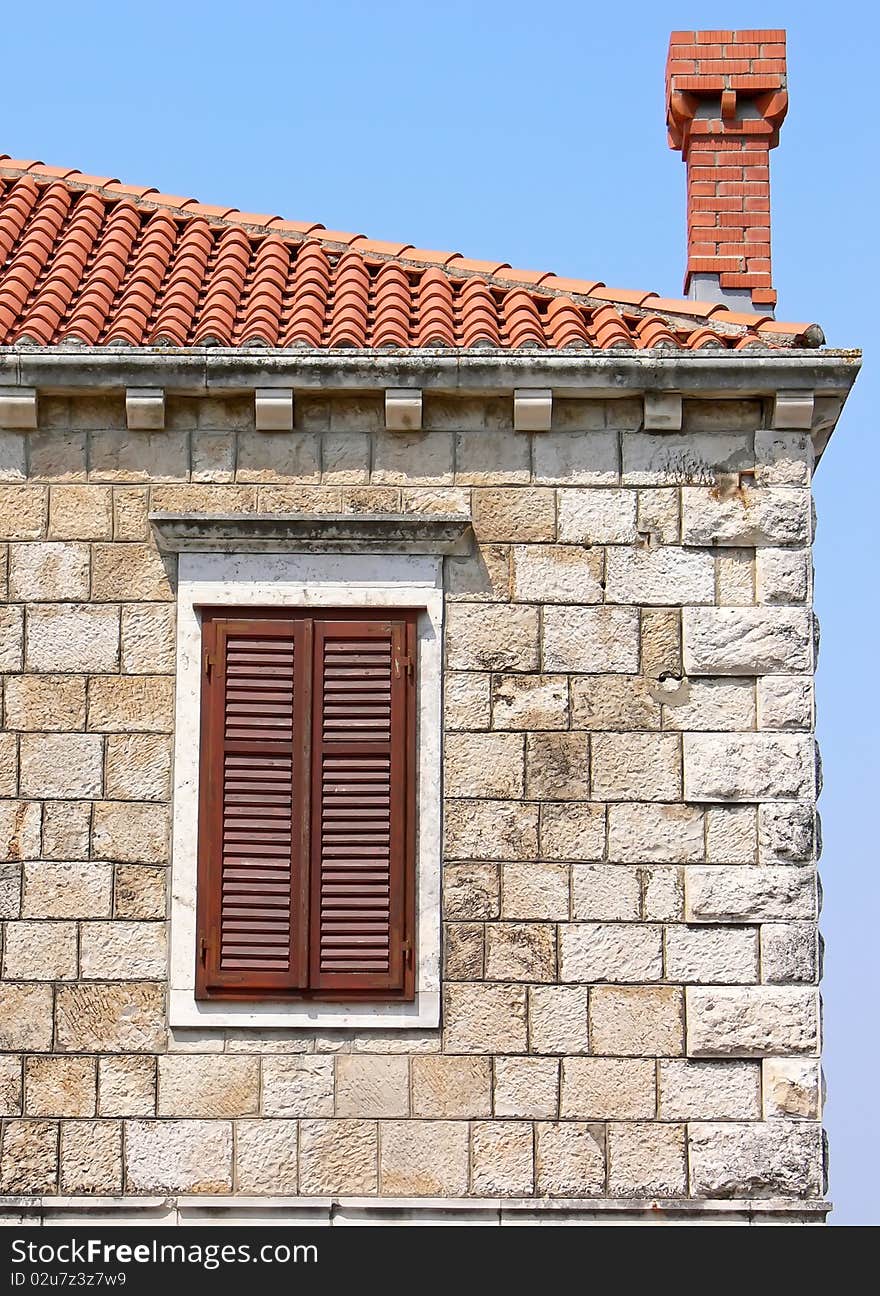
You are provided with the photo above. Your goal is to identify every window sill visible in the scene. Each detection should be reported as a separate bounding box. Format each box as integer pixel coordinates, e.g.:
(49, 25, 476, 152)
(168, 989, 440, 1030)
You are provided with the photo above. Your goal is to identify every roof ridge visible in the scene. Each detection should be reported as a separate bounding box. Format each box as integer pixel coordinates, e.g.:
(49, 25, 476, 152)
(0, 154, 822, 345)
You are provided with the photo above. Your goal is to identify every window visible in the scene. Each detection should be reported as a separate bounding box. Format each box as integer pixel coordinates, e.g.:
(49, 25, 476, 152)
(196, 608, 417, 1003)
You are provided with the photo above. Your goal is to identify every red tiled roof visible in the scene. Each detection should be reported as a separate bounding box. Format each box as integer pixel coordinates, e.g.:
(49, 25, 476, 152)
(0, 156, 823, 351)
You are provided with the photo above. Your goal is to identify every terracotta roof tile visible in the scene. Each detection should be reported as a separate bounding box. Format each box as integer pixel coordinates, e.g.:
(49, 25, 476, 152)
(0, 156, 824, 350)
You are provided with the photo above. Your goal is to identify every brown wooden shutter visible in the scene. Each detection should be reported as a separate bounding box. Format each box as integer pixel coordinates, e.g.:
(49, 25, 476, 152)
(197, 616, 311, 996)
(309, 617, 415, 995)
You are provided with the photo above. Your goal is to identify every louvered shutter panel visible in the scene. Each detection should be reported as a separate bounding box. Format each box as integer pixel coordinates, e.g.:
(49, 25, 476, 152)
(309, 618, 414, 994)
(197, 617, 310, 995)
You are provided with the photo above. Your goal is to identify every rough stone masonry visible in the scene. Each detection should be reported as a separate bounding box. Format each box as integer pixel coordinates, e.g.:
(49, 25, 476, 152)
(0, 349, 858, 1223)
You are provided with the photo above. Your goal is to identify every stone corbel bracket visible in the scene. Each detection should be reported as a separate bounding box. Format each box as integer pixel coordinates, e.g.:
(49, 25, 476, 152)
(0, 385, 37, 428)
(255, 387, 294, 431)
(150, 511, 473, 556)
(385, 389, 422, 431)
(513, 388, 552, 431)
(773, 390, 815, 430)
(126, 387, 165, 431)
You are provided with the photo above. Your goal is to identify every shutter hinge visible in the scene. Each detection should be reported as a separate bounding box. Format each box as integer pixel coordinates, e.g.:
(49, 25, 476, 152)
(395, 655, 414, 681)
(402, 938, 413, 969)
(199, 936, 208, 966)
(204, 651, 216, 679)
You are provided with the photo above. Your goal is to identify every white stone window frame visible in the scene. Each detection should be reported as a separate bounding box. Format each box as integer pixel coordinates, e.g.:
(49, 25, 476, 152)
(169, 551, 443, 1030)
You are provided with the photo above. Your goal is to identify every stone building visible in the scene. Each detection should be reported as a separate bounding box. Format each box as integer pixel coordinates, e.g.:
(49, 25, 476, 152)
(0, 30, 859, 1224)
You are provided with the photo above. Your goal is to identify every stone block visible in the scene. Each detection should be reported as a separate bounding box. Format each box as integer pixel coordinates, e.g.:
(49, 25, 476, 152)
(643, 867, 685, 921)
(157, 1056, 259, 1118)
(622, 432, 753, 485)
(511, 543, 604, 604)
(444, 672, 490, 731)
(763, 1058, 822, 1119)
(556, 488, 638, 543)
(502, 862, 569, 920)
(560, 1057, 655, 1120)
(761, 923, 819, 984)
(590, 732, 681, 802)
(605, 547, 715, 605)
(88, 675, 175, 733)
(299, 1118, 378, 1194)
(25, 1057, 96, 1118)
(665, 925, 759, 983)
(472, 488, 555, 541)
(637, 487, 681, 543)
(444, 799, 538, 861)
(60, 1120, 123, 1193)
(608, 1122, 687, 1197)
(0, 1121, 58, 1193)
(0, 984, 54, 1051)
(98, 1056, 156, 1117)
(262, 1057, 334, 1117)
(23, 860, 112, 918)
(540, 803, 606, 861)
(758, 802, 815, 864)
(19, 732, 103, 799)
(80, 920, 166, 980)
(493, 1057, 559, 1119)
(532, 430, 619, 485)
(371, 430, 453, 485)
(120, 605, 176, 674)
(40, 802, 90, 862)
(685, 866, 816, 923)
(0, 733, 16, 796)
(590, 986, 684, 1057)
(234, 431, 320, 483)
(320, 430, 370, 483)
(444, 542, 511, 603)
(9, 542, 90, 602)
(125, 1120, 232, 1193)
(444, 921, 484, 978)
(705, 806, 757, 863)
(88, 430, 187, 484)
(191, 432, 235, 483)
(681, 486, 810, 547)
(335, 1055, 409, 1118)
(48, 486, 113, 540)
(570, 675, 660, 731)
(485, 922, 556, 982)
(571, 865, 641, 921)
(0, 802, 40, 865)
(660, 678, 756, 732)
(683, 733, 814, 802)
(658, 1059, 761, 1120)
(492, 674, 569, 730)
(756, 548, 810, 604)
(4, 675, 86, 731)
(757, 676, 813, 730)
(607, 803, 704, 863)
(560, 922, 663, 983)
(454, 428, 530, 484)
(55, 983, 165, 1053)
(683, 607, 812, 675)
(542, 606, 640, 673)
(380, 1120, 469, 1196)
(443, 983, 527, 1053)
(3, 920, 77, 980)
(91, 544, 173, 602)
(754, 430, 813, 486)
(29, 426, 87, 481)
(716, 548, 755, 605)
(641, 606, 682, 678)
(688, 1121, 823, 1198)
(0, 606, 23, 670)
(444, 732, 524, 799)
(114, 866, 167, 920)
(526, 732, 590, 800)
(527, 985, 590, 1054)
(535, 1122, 605, 1195)
(445, 604, 539, 672)
(471, 1121, 534, 1195)
(92, 801, 170, 863)
(686, 986, 820, 1057)
(442, 863, 500, 919)
(342, 485, 400, 514)
(235, 1120, 299, 1193)
(0, 1056, 22, 1116)
(0, 861, 21, 917)
(26, 603, 119, 672)
(113, 488, 149, 540)
(105, 734, 173, 802)
(411, 1056, 491, 1118)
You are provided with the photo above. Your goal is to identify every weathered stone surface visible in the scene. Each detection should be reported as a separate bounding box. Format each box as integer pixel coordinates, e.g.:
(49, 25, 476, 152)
(444, 672, 490, 731)
(528, 985, 590, 1054)
(0, 861, 21, 917)
(637, 487, 680, 544)
(472, 488, 555, 541)
(502, 862, 569, 920)
(605, 546, 715, 605)
(235, 1119, 298, 1193)
(570, 675, 660, 731)
(685, 866, 816, 923)
(560, 1057, 655, 1120)
(262, 1058, 334, 1117)
(763, 1058, 822, 1119)
(442, 863, 500, 919)
(233, 431, 320, 484)
(113, 488, 149, 540)
(511, 544, 603, 603)
(446, 603, 539, 671)
(658, 1059, 761, 1120)
(540, 803, 606, 861)
(0, 1120, 58, 1193)
(542, 606, 640, 673)
(660, 678, 756, 732)
(591, 732, 681, 801)
(55, 983, 165, 1053)
(665, 925, 758, 983)
(526, 732, 590, 800)
(444, 799, 538, 861)
(444, 732, 524, 798)
(758, 802, 815, 863)
(486, 922, 555, 982)
(641, 606, 682, 678)
(92, 801, 170, 863)
(380, 1120, 469, 1195)
(25, 1056, 96, 1117)
(125, 1120, 232, 1192)
(98, 1056, 156, 1117)
(42, 801, 91, 860)
(335, 1055, 409, 1117)
(535, 1122, 605, 1195)
(590, 986, 684, 1057)
(91, 543, 173, 602)
(557, 488, 637, 543)
(26, 603, 119, 672)
(9, 542, 90, 602)
(0, 733, 16, 797)
(0, 801, 41, 863)
(105, 734, 173, 802)
(571, 865, 640, 921)
(493, 1057, 558, 1119)
(0, 485, 47, 539)
(760, 923, 818, 983)
(158, 1056, 259, 1118)
(0, 606, 23, 670)
(623, 432, 753, 485)
(411, 1056, 491, 1118)
(3, 920, 77, 980)
(0, 1056, 22, 1116)
(757, 676, 813, 731)
(471, 1121, 534, 1195)
(20, 732, 103, 798)
(686, 986, 820, 1057)
(90, 430, 188, 484)
(684, 733, 814, 802)
(755, 430, 813, 486)
(23, 860, 112, 918)
(4, 674, 86, 731)
(443, 983, 527, 1053)
(756, 547, 810, 604)
(0, 984, 53, 1051)
(60, 1120, 122, 1193)
(643, 868, 686, 921)
(492, 674, 568, 730)
(88, 675, 174, 733)
(113, 865, 167, 920)
(120, 604, 176, 673)
(608, 803, 703, 863)
(49, 486, 113, 540)
(80, 920, 166, 980)
(683, 607, 812, 675)
(299, 1119, 378, 1194)
(716, 548, 755, 605)
(688, 1121, 823, 1198)
(681, 486, 810, 547)
(532, 429, 618, 485)
(444, 542, 510, 602)
(454, 428, 530, 485)
(560, 923, 663, 983)
(608, 1123, 687, 1198)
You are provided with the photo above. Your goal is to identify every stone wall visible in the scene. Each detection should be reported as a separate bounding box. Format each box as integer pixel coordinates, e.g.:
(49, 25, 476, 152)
(0, 389, 824, 1209)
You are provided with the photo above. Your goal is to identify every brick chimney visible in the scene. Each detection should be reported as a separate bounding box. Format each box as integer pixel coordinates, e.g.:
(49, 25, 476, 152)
(666, 29, 788, 312)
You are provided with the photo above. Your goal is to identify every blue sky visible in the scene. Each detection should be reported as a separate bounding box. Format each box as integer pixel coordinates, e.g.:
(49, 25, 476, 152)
(4, 0, 877, 1224)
